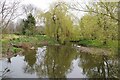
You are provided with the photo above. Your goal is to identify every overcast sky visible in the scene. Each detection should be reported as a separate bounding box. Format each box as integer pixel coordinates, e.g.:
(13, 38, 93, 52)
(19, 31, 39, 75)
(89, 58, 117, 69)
(22, 0, 57, 11)
(22, 0, 117, 10)
(21, 0, 88, 11)
(21, 0, 88, 18)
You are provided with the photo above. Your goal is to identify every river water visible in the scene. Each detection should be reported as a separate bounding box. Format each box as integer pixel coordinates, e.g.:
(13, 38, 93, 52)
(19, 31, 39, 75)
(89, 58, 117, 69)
(0, 45, 119, 79)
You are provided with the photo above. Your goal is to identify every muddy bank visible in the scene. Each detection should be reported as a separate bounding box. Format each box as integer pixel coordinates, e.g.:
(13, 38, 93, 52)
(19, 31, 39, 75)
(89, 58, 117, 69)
(0, 54, 2, 60)
(0, 50, 24, 60)
(75, 45, 112, 55)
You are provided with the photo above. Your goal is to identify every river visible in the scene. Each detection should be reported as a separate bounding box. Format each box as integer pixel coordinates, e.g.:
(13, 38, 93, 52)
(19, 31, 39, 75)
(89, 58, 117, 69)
(0, 45, 119, 79)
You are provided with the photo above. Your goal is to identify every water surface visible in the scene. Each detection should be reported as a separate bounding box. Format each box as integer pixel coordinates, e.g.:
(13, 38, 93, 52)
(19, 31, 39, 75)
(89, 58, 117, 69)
(0, 45, 119, 78)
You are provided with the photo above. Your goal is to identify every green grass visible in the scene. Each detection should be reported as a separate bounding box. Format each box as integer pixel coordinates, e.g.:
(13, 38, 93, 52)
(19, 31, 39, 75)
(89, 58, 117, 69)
(8, 35, 58, 45)
(78, 39, 118, 49)
(35, 35, 58, 45)
(78, 39, 101, 47)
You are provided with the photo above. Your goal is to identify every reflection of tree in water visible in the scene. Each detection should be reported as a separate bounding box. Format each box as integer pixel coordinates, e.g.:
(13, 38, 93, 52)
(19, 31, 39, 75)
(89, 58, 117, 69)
(117, 51, 120, 79)
(78, 53, 119, 78)
(23, 50, 36, 74)
(35, 45, 78, 78)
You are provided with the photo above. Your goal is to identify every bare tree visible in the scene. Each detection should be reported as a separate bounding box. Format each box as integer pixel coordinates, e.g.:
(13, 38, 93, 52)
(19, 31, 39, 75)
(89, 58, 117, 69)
(3, 21, 15, 34)
(22, 4, 45, 27)
(22, 4, 37, 16)
(0, 0, 22, 32)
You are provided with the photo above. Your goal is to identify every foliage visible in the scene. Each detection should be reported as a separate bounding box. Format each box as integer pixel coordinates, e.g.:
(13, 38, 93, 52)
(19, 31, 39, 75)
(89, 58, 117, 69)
(79, 14, 98, 40)
(79, 9, 118, 48)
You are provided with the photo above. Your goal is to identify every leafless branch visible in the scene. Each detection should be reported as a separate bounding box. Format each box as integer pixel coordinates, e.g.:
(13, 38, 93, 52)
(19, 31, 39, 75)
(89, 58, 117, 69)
(0, 0, 22, 31)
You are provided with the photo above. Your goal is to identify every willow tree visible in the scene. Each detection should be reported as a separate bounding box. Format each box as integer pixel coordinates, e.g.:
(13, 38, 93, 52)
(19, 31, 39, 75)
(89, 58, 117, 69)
(44, 2, 74, 44)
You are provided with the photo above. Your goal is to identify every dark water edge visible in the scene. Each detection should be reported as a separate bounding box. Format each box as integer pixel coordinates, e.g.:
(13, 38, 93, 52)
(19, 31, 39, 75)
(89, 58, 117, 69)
(0, 45, 119, 79)
(1, 78, 119, 80)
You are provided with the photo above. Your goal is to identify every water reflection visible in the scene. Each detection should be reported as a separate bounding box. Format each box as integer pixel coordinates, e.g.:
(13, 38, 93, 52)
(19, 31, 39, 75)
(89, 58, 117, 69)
(35, 45, 78, 78)
(23, 50, 36, 74)
(78, 53, 119, 78)
(1, 45, 119, 79)
(7, 58, 11, 63)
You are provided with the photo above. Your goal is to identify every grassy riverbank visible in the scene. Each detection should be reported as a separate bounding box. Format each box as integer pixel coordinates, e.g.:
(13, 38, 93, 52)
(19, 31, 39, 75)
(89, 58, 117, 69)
(1, 34, 118, 56)
(1, 34, 58, 55)
(78, 39, 118, 53)
(78, 39, 118, 48)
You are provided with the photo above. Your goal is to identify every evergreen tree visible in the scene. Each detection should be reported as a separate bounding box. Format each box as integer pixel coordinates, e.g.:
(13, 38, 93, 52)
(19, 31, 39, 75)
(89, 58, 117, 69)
(22, 13, 36, 35)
